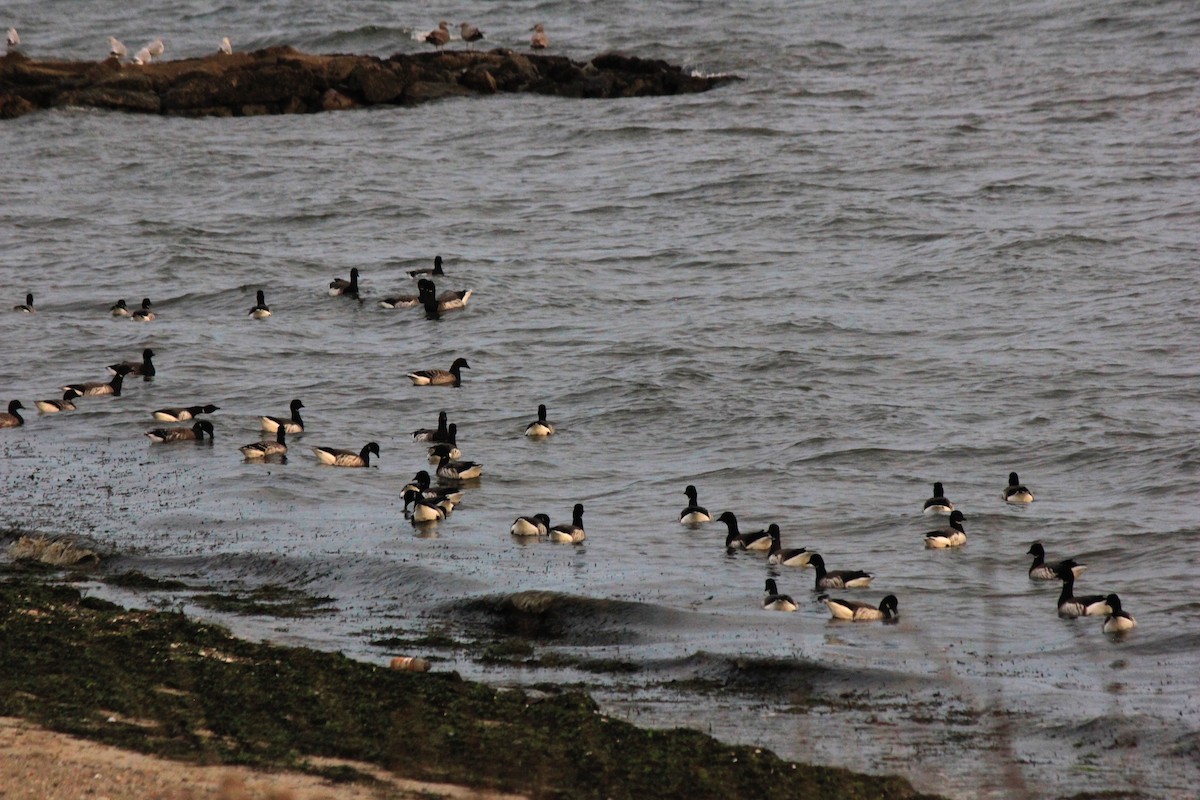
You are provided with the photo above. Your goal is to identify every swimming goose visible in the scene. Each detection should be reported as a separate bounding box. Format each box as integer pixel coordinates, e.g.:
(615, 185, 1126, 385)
(678, 484, 711, 524)
(402, 470, 465, 507)
(924, 510, 967, 548)
(0, 400, 25, 428)
(312, 442, 379, 467)
(418, 281, 468, 319)
(130, 298, 155, 321)
(1027, 543, 1086, 580)
(329, 268, 360, 298)
(13, 293, 34, 313)
(435, 453, 482, 481)
(510, 513, 550, 537)
(152, 403, 219, 422)
(408, 255, 444, 279)
(36, 390, 81, 414)
(1003, 472, 1034, 503)
(146, 420, 214, 443)
(922, 482, 953, 515)
(405, 489, 451, 523)
(379, 288, 422, 309)
(427, 423, 461, 462)
(715, 511, 772, 552)
(767, 525, 810, 567)
(525, 404, 556, 437)
(1055, 565, 1111, 618)
(107, 348, 155, 377)
(419, 279, 471, 310)
(420, 293, 444, 320)
(408, 357, 470, 387)
(249, 289, 271, 319)
(261, 398, 304, 434)
(240, 426, 287, 459)
(1102, 593, 1137, 633)
(412, 411, 450, 442)
(548, 503, 586, 543)
(425, 20, 450, 53)
(821, 594, 899, 622)
(763, 579, 799, 612)
(808, 553, 874, 590)
(412, 496, 451, 522)
(110, 298, 130, 317)
(63, 365, 130, 397)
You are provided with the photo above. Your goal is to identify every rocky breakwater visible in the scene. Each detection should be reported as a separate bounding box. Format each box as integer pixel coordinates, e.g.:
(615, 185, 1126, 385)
(0, 45, 738, 119)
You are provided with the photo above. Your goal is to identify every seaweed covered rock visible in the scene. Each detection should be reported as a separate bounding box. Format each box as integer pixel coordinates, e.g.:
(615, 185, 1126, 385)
(0, 46, 739, 119)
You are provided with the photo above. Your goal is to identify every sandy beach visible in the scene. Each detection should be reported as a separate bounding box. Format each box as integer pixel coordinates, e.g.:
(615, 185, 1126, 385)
(0, 716, 526, 799)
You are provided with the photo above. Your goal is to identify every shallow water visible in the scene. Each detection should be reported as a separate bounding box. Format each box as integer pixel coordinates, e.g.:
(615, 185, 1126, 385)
(2, 0, 1199, 797)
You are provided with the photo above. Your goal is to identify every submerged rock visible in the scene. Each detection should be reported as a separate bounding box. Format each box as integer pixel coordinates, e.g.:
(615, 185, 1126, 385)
(8, 534, 100, 566)
(0, 46, 739, 119)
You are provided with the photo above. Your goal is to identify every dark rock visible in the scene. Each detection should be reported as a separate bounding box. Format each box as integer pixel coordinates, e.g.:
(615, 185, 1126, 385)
(321, 88, 357, 111)
(57, 88, 161, 113)
(489, 51, 540, 92)
(347, 62, 406, 104)
(0, 93, 36, 119)
(282, 96, 308, 114)
(95, 70, 154, 93)
(402, 80, 473, 105)
(0, 47, 738, 119)
(582, 75, 615, 99)
(459, 66, 497, 94)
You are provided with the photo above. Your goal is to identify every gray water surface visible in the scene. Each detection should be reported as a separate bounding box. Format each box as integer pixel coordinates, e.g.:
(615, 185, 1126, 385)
(2, 1, 1198, 797)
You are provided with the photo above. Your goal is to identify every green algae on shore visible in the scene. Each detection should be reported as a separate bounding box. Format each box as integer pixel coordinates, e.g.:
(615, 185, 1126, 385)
(0, 563, 940, 800)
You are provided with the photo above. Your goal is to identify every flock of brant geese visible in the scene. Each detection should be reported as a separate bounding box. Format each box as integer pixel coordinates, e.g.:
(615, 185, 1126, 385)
(5, 270, 1137, 634)
(2, 257, 590, 548)
(677, 475, 1134, 632)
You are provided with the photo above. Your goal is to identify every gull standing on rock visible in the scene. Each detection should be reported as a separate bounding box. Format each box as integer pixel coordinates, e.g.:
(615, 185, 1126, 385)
(6, 28, 19, 52)
(108, 37, 127, 59)
(459, 22, 483, 49)
(530, 23, 548, 50)
(132, 47, 151, 65)
(425, 21, 449, 53)
(146, 38, 164, 60)
(219, 37, 232, 55)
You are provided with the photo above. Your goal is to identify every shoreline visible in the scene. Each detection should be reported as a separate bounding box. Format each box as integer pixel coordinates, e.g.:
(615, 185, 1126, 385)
(0, 558, 939, 800)
(0, 46, 739, 119)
